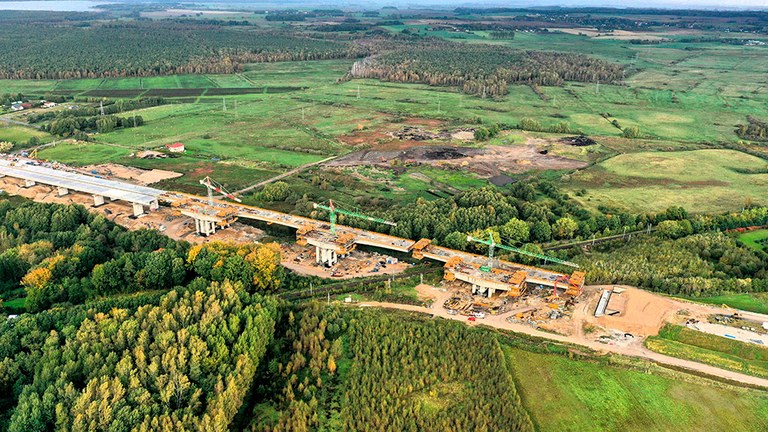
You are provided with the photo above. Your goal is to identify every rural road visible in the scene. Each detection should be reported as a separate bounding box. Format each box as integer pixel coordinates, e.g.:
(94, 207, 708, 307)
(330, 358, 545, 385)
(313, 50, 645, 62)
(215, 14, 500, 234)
(230, 155, 337, 197)
(359, 289, 768, 389)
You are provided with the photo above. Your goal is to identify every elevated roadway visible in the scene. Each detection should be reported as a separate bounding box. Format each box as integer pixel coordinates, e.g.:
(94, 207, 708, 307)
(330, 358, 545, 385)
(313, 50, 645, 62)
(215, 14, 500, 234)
(0, 160, 582, 296)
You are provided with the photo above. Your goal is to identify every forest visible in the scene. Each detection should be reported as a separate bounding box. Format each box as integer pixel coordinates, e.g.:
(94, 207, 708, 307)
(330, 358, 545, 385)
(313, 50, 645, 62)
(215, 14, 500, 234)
(581, 232, 768, 296)
(348, 41, 624, 97)
(0, 199, 284, 313)
(0, 22, 359, 79)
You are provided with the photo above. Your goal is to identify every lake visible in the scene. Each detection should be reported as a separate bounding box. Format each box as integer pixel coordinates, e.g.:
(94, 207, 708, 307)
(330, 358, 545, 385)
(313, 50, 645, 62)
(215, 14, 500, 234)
(0, 1, 110, 11)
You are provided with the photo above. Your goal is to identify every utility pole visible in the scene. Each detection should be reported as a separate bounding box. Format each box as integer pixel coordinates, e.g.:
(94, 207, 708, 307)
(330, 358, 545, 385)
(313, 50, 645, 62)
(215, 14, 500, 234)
(302, 106, 305, 121)
(327, 291, 330, 305)
(99, 100, 105, 116)
(437, 98, 441, 113)
(357, 84, 360, 99)
(222, 98, 227, 112)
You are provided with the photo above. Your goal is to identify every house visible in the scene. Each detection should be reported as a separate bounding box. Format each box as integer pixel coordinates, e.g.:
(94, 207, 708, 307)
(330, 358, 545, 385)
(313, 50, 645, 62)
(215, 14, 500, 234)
(42, 101, 57, 108)
(21, 103, 32, 110)
(11, 103, 23, 111)
(166, 142, 185, 153)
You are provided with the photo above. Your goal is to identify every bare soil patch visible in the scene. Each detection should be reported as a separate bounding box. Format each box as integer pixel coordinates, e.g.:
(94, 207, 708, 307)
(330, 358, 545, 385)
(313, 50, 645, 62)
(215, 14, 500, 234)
(328, 144, 587, 177)
(81, 163, 182, 185)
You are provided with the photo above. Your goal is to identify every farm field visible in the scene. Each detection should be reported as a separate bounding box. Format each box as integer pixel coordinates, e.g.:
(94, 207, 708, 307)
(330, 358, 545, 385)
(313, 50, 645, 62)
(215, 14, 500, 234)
(504, 344, 768, 432)
(738, 229, 768, 253)
(565, 149, 768, 213)
(646, 324, 768, 380)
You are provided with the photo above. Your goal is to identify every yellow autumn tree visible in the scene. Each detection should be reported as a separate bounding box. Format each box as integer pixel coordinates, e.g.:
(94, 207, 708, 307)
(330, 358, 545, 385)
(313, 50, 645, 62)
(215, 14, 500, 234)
(246, 242, 283, 291)
(22, 267, 52, 290)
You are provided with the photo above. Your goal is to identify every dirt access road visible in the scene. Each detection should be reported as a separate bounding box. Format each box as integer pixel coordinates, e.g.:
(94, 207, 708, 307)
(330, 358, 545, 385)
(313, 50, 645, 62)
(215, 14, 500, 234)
(359, 285, 768, 389)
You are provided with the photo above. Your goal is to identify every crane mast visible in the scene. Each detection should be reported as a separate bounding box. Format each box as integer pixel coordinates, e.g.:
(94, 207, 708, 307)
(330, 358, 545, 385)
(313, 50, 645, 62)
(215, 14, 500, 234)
(467, 233, 579, 269)
(313, 200, 396, 234)
(200, 176, 241, 205)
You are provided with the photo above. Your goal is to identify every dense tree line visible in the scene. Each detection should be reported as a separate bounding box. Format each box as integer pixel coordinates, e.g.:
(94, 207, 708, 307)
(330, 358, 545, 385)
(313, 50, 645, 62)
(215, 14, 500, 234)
(42, 114, 144, 136)
(348, 41, 624, 97)
(6, 281, 279, 431)
(0, 199, 285, 312)
(342, 311, 533, 431)
(0, 290, 169, 428)
(247, 302, 347, 431)
(580, 232, 768, 296)
(0, 22, 360, 79)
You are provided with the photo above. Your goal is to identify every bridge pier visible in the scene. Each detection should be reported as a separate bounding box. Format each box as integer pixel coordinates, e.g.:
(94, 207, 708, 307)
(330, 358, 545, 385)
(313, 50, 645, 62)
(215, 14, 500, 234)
(92, 194, 105, 207)
(193, 217, 216, 236)
(132, 203, 144, 217)
(23, 179, 36, 188)
(315, 246, 338, 267)
(149, 200, 159, 211)
(57, 187, 69, 196)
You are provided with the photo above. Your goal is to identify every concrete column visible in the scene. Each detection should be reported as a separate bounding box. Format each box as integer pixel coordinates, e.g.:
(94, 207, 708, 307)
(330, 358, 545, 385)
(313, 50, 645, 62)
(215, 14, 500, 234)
(132, 203, 144, 217)
(487, 287, 494, 298)
(149, 200, 159, 211)
(472, 284, 477, 295)
(24, 180, 36, 188)
(93, 195, 105, 207)
(315, 246, 321, 264)
(57, 187, 69, 196)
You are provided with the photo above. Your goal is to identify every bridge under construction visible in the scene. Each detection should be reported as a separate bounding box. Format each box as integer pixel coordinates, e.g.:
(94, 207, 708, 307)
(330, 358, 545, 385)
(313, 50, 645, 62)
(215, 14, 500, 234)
(0, 157, 585, 298)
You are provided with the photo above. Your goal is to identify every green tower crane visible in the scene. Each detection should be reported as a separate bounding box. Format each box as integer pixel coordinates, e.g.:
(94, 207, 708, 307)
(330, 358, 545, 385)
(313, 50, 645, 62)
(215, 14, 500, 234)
(313, 200, 397, 234)
(466, 233, 579, 270)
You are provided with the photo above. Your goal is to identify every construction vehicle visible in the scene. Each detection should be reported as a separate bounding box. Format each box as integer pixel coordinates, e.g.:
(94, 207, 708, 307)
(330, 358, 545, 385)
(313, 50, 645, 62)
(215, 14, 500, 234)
(313, 200, 396, 234)
(467, 233, 579, 269)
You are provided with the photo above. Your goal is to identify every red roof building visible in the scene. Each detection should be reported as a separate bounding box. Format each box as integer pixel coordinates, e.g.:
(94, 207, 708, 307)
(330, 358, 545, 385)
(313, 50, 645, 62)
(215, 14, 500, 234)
(166, 142, 185, 153)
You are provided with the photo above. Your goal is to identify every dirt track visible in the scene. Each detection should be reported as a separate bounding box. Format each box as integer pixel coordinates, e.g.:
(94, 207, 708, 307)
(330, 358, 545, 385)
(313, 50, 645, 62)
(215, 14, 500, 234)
(359, 285, 768, 389)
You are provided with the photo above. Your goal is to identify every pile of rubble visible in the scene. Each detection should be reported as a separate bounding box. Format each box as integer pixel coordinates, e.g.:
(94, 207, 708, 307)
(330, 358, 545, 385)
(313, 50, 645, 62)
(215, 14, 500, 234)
(560, 135, 597, 146)
(390, 126, 451, 141)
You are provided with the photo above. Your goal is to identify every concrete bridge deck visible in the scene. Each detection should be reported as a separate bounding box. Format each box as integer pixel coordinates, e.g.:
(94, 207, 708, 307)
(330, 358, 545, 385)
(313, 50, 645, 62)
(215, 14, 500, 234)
(0, 158, 161, 213)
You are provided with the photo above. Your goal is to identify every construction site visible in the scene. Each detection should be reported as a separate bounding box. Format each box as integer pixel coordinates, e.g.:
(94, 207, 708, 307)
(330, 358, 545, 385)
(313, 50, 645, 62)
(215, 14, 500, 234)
(0, 154, 586, 309)
(4, 153, 768, 361)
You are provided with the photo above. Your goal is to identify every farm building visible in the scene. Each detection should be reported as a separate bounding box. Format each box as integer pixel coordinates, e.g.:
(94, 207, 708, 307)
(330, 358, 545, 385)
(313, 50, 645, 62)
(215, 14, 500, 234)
(11, 103, 23, 111)
(166, 142, 185, 153)
(42, 101, 57, 108)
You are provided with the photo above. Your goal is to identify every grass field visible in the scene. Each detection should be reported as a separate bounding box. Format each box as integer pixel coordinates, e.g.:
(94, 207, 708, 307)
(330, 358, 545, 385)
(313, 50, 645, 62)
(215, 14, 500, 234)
(0, 123, 51, 145)
(566, 149, 768, 213)
(689, 293, 768, 315)
(504, 344, 768, 432)
(646, 324, 768, 379)
(738, 229, 768, 252)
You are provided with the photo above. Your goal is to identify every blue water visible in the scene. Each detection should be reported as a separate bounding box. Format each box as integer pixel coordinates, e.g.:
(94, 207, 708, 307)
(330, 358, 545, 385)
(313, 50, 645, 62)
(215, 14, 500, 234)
(0, 1, 110, 11)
